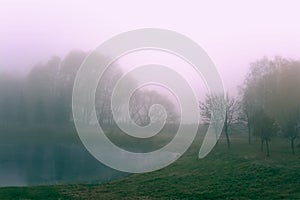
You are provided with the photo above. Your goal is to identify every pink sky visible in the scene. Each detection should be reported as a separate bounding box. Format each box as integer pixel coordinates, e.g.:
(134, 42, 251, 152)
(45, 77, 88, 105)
(1, 0, 300, 94)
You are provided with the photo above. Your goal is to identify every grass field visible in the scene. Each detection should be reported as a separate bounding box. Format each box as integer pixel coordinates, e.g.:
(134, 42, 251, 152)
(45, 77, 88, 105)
(0, 133, 300, 199)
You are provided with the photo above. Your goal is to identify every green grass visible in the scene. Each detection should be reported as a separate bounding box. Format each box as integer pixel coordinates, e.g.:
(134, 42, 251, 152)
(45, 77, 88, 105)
(0, 134, 300, 199)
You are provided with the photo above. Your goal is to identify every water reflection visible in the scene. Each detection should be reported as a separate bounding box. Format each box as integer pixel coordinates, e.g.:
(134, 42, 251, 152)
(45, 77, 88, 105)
(0, 144, 127, 187)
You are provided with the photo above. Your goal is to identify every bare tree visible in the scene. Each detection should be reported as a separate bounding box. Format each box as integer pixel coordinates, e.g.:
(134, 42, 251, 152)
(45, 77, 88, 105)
(129, 90, 179, 126)
(200, 94, 238, 149)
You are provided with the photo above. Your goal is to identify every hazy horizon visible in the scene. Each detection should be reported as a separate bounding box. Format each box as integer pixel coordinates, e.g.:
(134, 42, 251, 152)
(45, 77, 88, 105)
(1, 0, 300, 94)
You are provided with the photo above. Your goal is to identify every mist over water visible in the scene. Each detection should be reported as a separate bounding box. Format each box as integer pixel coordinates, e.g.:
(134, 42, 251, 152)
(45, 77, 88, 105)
(0, 143, 126, 187)
(0, 121, 130, 186)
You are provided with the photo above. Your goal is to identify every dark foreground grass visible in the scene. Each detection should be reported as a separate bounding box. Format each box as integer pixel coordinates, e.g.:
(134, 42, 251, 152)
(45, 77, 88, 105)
(0, 135, 300, 199)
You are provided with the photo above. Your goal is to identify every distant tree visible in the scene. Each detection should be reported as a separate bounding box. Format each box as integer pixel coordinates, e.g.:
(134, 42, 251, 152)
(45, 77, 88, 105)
(239, 97, 255, 144)
(252, 109, 278, 156)
(240, 57, 275, 143)
(95, 66, 124, 127)
(239, 80, 261, 144)
(129, 90, 179, 126)
(266, 59, 300, 154)
(199, 94, 238, 149)
(241, 56, 300, 154)
(0, 74, 23, 126)
(58, 50, 87, 122)
(27, 56, 61, 123)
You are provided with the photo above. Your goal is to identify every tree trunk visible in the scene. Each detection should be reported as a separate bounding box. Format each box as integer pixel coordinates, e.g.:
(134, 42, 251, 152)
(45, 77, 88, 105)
(215, 130, 219, 146)
(291, 138, 295, 155)
(247, 124, 251, 144)
(224, 112, 230, 149)
(225, 130, 230, 149)
(266, 139, 270, 157)
(261, 139, 264, 152)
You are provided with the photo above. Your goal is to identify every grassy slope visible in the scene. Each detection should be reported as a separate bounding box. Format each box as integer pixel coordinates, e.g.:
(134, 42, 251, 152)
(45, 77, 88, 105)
(0, 135, 300, 199)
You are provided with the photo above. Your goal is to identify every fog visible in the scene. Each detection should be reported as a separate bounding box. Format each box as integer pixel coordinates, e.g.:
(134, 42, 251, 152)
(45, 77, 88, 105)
(1, 0, 300, 187)
(1, 1, 300, 94)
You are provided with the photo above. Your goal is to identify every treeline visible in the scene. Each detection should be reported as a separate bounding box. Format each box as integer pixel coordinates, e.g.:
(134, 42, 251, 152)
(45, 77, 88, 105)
(0, 50, 178, 127)
(241, 56, 300, 155)
(1, 51, 299, 156)
(200, 56, 300, 156)
(0, 50, 86, 126)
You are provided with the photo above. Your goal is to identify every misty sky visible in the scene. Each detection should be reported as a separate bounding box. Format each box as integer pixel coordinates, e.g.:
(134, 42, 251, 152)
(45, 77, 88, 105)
(1, 0, 300, 93)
